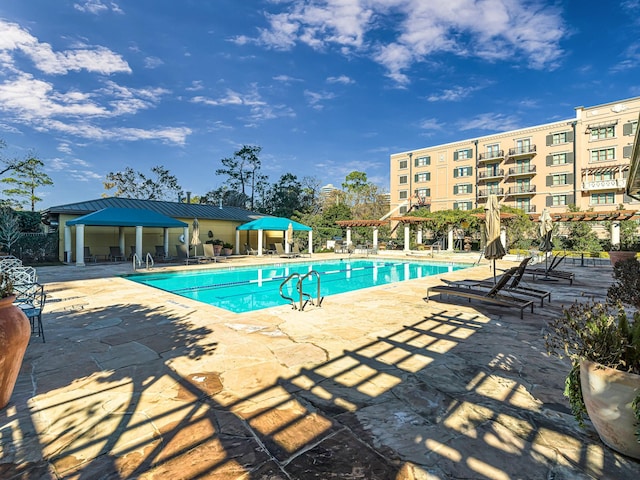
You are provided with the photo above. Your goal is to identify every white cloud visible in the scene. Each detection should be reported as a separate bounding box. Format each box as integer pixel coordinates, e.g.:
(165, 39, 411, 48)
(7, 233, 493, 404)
(458, 112, 521, 132)
(304, 89, 336, 109)
(250, 0, 566, 84)
(144, 56, 164, 69)
(0, 19, 131, 75)
(273, 74, 303, 82)
(418, 118, 444, 131)
(327, 75, 354, 84)
(74, 1, 123, 15)
(426, 85, 482, 102)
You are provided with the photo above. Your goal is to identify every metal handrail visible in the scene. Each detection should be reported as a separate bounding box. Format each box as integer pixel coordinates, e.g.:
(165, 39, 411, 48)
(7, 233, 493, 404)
(298, 270, 322, 310)
(279, 273, 301, 309)
(132, 253, 141, 270)
(145, 252, 154, 270)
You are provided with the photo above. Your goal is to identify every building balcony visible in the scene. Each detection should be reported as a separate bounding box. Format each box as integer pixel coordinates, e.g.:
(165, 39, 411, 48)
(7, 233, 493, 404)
(478, 169, 504, 181)
(507, 165, 536, 177)
(477, 188, 505, 198)
(505, 185, 536, 196)
(581, 179, 626, 191)
(478, 150, 505, 163)
(507, 145, 537, 159)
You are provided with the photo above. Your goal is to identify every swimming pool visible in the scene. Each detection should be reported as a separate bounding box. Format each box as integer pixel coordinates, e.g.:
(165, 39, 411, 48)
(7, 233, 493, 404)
(124, 259, 470, 313)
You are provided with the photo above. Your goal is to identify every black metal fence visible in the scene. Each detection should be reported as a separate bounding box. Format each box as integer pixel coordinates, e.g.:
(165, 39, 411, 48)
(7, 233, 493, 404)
(7, 233, 59, 264)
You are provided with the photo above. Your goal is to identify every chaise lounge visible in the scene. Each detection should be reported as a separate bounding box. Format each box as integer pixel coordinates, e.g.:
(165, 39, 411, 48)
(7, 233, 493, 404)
(425, 267, 535, 319)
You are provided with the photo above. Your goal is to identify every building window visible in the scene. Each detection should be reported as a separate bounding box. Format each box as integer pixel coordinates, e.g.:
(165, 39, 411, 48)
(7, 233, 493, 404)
(486, 144, 500, 158)
(399, 175, 408, 185)
(590, 148, 615, 162)
(454, 148, 473, 160)
(399, 190, 408, 200)
(623, 122, 638, 136)
(552, 173, 568, 186)
(552, 195, 567, 206)
(399, 160, 408, 169)
(415, 156, 430, 167)
(399, 206, 408, 214)
(591, 192, 615, 205)
(454, 166, 473, 177)
(515, 198, 531, 211)
(551, 153, 568, 165)
(453, 183, 473, 194)
(551, 132, 569, 144)
(415, 188, 430, 198)
(453, 201, 472, 211)
(515, 138, 531, 154)
(414, 172, 430, 182)
(590, 125, 615, 140)
(594, 172, 614, 181)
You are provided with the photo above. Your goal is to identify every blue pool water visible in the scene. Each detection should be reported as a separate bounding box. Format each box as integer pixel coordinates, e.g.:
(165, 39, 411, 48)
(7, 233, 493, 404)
(124, 259, 469, 313)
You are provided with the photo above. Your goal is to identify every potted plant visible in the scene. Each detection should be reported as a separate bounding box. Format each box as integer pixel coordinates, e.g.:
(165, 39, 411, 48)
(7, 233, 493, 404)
(212, 239, 223, 256)
(0, 272, 31, 409)
(222, 242, 233, 256)
(544, 300, 640, 459)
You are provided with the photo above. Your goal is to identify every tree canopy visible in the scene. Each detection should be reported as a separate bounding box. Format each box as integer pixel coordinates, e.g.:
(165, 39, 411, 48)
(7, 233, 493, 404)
(103, 166, 183, 201)
(0, 153, 53, 211)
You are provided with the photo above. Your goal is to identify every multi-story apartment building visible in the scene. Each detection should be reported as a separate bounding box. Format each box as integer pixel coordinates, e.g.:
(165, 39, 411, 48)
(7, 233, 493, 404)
(390, 96, 640, 217)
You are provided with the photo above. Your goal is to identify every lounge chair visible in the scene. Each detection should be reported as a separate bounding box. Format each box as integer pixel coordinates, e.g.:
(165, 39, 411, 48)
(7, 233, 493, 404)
(425, 267, 535, 319)
(202, 243, 220, 262)
(275, 243, 296, 258)
(154, 245, 172, 262)
(245, 243, 259, 255)
(452, 257, 551, 307)
(524, 253, 574, 284)
(109, 246, 126, 262)
(292, 244, 309, 257)
(176, 244, 202, 264)
(84, 246, 96, 263)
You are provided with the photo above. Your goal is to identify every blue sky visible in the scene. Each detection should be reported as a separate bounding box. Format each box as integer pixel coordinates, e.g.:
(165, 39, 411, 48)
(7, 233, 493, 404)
(1, 0, 640, 209)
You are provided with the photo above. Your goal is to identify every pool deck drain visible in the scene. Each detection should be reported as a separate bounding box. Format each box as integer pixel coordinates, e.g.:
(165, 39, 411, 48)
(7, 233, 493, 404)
(1, 252, 639, 479)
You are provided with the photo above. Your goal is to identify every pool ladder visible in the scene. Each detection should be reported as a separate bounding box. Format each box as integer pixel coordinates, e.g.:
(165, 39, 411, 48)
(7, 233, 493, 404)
(279, 270, 323, 311)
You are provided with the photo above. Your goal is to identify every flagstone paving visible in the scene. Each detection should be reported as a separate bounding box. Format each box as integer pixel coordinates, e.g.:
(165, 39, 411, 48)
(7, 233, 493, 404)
(1, 252, 639, 479)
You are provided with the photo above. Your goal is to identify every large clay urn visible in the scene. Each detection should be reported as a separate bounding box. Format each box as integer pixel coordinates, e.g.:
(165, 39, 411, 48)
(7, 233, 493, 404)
(608, 251, 637, 266)
(0, 295, 31, 409)
(580, 360, 640, 459)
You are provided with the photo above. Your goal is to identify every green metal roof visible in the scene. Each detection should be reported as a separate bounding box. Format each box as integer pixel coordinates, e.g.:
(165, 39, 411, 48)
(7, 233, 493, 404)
(236, 217, 311, 231)
(66, 208, 188, 228)
(44, 197, 262, 222)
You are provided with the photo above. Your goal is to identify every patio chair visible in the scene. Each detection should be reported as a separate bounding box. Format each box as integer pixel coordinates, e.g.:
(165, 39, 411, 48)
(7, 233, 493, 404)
(425, 267, 535, 319)
(202, 243, 220, 263)
(292, 244, 309, 257)
(109, 246, 126, 262)
(275, 243, 296, 258)
(451, 257, 551, 307)
(84, 246, 96, 263)
(524, 253, 574, 284)
(245, 243, 259, 255)
(13, 282, 46, 342)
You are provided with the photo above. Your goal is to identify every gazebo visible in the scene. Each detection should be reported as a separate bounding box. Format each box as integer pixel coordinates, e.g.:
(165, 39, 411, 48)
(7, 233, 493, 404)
(236, 217, 312, 256)
(65, 208, 188, 266)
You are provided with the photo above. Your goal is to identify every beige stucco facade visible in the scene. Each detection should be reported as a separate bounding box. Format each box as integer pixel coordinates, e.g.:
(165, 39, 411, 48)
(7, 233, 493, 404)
(390, 96, 640, 216)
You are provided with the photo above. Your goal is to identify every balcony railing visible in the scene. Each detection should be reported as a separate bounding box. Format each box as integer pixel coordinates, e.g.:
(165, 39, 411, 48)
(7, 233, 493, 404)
(507, 165, 536, 176)
(478, 169, 504, 180)
(581, 179, 625, 191)
(506, 185, 536, 195)
(508, 145, 537, 157)
(477, 188, 505, 197)
(478, 150, 505, 162)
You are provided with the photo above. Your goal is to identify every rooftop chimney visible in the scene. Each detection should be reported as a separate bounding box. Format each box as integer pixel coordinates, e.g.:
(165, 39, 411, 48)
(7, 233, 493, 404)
(186, 191, 191, 204)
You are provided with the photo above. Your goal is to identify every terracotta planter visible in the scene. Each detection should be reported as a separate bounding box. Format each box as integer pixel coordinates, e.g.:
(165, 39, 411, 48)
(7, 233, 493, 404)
(213, 245, 223, 256)
(608, 251, 637, 266)
(222, 248, 233, 256)
(580, 360, 640, 459)
(0, 295, 31, 409)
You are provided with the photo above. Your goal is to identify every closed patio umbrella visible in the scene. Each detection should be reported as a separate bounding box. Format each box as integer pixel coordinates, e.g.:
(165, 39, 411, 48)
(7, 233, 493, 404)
(539, 208, 554, 276)
(484, 195, 506, 283)
(191, 218, 201, 257)
(287, 222, 294, 251)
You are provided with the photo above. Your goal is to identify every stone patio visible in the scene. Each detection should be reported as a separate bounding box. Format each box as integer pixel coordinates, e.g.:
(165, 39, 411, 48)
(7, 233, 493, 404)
(1, 252, 639, 479)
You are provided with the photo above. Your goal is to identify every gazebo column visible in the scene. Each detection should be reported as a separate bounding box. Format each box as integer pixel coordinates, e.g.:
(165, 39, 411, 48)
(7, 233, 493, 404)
(163, 228, 169, 257)
(75, 224, 85, 267)
(64, 223, 72, 263)
(611, 221, 621, 247)
(135, 226, 143, 261)
(235, 230, 240, 255)
(183, 226, 189, 251)
(308, 231, 313, 255)
(258, 229, 264, 256)
(119, 227, 126, 254)
(416, 226, 423, 245)
(372, 227, 378, 250)
(447, 226, 454, 252)
(404, 224, 410, 252)
(346, 227, 352, 246)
